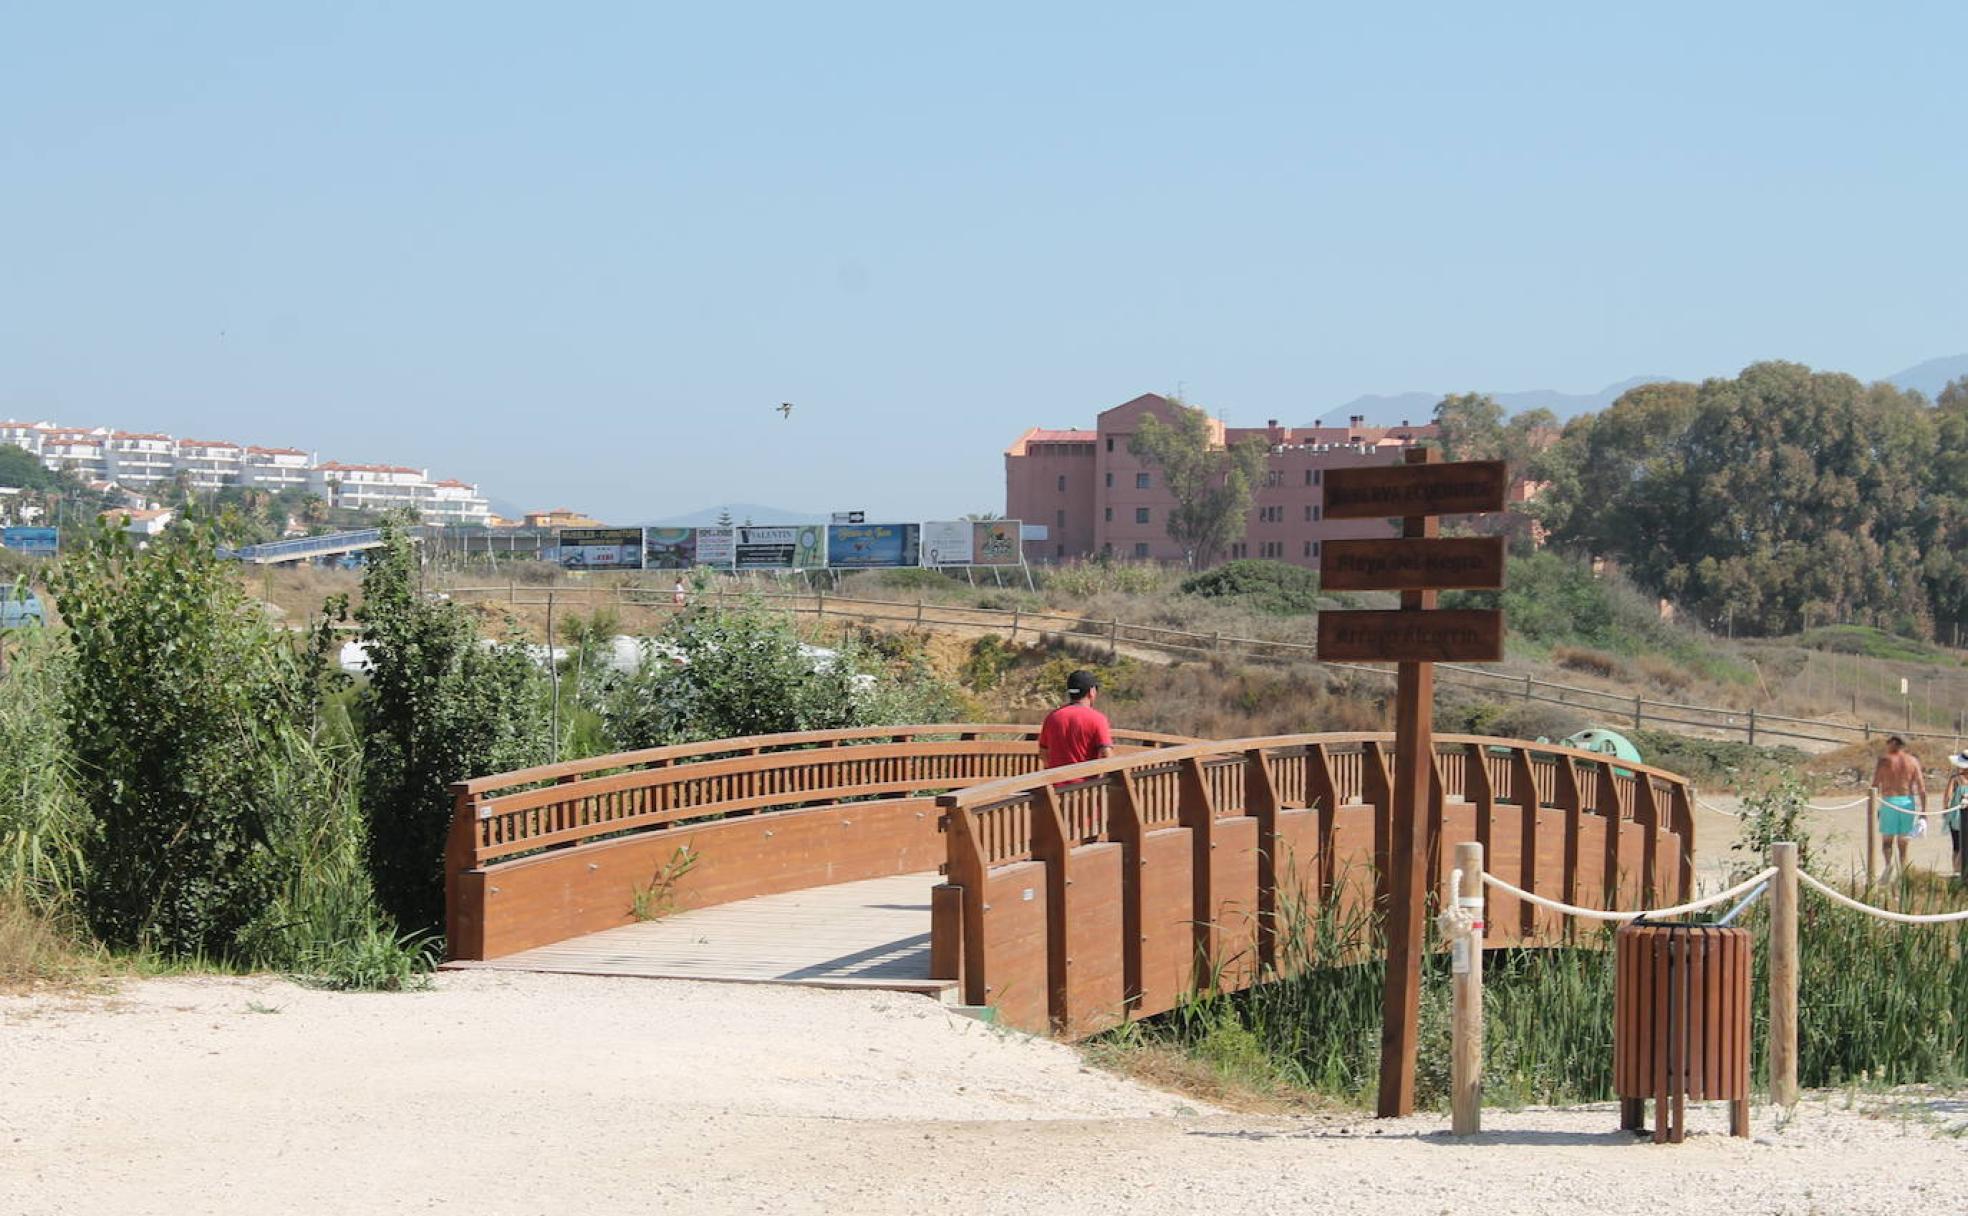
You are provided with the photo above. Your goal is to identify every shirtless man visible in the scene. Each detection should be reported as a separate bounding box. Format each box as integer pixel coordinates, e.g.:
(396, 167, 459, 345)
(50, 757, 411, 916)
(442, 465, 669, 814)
(1871, 736, 1926, 881)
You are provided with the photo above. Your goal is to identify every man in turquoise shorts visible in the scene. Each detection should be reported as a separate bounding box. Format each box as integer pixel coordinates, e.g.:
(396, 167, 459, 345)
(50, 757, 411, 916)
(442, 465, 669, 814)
(1870, 736, 1926, 881)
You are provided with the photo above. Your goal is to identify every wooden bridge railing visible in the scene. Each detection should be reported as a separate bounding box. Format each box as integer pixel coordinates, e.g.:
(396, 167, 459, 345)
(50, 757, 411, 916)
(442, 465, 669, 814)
(445, 723, 1194, 959)
(934, 732, 1698, 1036)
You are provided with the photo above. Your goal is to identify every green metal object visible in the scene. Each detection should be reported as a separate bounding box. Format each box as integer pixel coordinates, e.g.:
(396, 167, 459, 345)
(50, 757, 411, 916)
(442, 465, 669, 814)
(1561, 727, 1642, 776)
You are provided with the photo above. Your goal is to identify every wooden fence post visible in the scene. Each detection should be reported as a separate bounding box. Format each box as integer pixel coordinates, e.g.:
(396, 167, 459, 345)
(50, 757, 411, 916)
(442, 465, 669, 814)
(1769, 841, 1799, 1107)
(1451, 840, 1484, 1136)
(1633, 694, 1643, 730)
(1747, 707, 1757, 747)
(1864, 787, 1878, 886)
(1108, 618, 1120, 662)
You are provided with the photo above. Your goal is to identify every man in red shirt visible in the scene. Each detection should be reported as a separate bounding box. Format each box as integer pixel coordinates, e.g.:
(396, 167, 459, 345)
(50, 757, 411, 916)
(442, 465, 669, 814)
(1038, 670, 1113, 771)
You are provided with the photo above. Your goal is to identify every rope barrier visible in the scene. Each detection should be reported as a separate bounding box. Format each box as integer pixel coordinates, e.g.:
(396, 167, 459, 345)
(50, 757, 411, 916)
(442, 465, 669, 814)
(1693, 792, 1951, 817)
(1796, 871, 1968, 925)
(1478, 867, 1777, 923)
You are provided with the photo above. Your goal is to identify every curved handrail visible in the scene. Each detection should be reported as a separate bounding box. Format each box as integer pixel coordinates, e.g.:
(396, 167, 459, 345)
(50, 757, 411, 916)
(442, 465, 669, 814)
(458, 722, 1198, 797)
(939, 731, 1693, 811)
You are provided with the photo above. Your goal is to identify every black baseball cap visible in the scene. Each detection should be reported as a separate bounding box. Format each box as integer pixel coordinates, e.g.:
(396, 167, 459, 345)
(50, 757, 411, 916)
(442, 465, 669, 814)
(1065, 670, 1098, 699)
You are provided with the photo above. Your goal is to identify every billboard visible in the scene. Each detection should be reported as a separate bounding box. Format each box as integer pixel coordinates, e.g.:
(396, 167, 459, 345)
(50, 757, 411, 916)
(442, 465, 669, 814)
(557, 527, 644, 569)
(642, 527, 696, 569)
(971, 520, 1021, 566)
(694, 527, 735, 567)
(828, 523, 919, 569)
(922, 521, 972, 567)
(0, 527, 58, 556)
(734, 524, 825, 570)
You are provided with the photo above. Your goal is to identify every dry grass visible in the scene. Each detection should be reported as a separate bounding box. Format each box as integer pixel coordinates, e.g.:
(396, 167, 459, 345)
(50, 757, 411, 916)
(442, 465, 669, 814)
(0, 896, 106, 993)
(1079, 1036, 1337, 1115)
(1552, 645, 1627, 681)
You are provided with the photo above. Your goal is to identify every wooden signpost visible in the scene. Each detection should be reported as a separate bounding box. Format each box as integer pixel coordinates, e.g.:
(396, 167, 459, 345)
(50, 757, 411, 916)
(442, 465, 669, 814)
(1321, 451, 1507, 1119)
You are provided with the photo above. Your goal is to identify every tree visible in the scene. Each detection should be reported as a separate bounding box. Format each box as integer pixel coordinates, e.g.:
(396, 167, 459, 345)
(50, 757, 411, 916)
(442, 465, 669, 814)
(49, 524, 321, 955)
(356, 523, 545, 932)
(0, 444, 55, 491)
(1126, 399, 1268, 568)
(1433, 393, 1506, 462)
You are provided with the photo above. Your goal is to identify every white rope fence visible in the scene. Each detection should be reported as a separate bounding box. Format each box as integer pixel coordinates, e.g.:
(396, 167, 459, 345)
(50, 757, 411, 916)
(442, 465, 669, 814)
(1478, 868, 1777, 923)
(1477, 866, 1968, 925)
(1796, 871, 1968, 924)
(1692, 791, 1958, 817)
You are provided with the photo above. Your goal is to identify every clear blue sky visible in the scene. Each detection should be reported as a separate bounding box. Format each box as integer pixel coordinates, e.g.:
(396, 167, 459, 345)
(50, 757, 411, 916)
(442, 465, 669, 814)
(4, 3, 1963, 522)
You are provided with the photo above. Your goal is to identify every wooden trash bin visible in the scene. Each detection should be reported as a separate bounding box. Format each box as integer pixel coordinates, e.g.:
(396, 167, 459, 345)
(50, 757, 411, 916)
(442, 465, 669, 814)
(1613, 922, 1752, 1143)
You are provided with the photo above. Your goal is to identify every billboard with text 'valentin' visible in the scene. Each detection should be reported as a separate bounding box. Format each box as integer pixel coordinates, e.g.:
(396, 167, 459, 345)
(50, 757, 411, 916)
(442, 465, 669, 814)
(735, 525, 825, 570)
(557, 527, 645, 569)
(827, 523, 919, 569)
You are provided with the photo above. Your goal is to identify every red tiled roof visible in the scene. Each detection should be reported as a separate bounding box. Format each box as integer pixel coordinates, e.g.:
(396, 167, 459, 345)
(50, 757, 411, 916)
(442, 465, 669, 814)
(245, 445, 308, 456)
(318, 461, 423, 475)
(176, 439, 241, 450)
(434, 479, 473, 489)
(1025, 429, 1095, 443)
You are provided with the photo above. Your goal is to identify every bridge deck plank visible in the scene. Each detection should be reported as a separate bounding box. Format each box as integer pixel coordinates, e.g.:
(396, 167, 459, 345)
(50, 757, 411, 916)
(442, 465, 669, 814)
(443, 872, 952, 998)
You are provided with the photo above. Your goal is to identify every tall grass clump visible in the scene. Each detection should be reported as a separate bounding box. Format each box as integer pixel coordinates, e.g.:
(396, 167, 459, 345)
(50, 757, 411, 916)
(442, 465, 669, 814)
(0, 626, 87, 916)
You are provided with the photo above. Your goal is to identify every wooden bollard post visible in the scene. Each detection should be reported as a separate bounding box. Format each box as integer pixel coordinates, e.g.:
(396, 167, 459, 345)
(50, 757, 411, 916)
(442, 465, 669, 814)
(1450, 841, 1485, 1136)
(1864, 787, 1878, 887)
(1770, 841, 1800, 1108)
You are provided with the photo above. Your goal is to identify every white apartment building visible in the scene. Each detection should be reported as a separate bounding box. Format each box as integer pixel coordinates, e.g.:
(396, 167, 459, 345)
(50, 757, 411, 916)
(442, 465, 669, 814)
(1, 417, 492, 524)
(241, 446, 312, 492)
(427, 478, 492, 525)
(105, 432, 178, 488)
(175, 439, 244, 491)
(309, 462, 432, 514)
(39, 428, 111, 481)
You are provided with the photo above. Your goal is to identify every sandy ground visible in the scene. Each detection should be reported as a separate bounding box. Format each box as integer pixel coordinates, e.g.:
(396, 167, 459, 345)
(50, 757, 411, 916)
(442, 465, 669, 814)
(3, 972, 1963, 1216)
(1692, 789, 1959, 887)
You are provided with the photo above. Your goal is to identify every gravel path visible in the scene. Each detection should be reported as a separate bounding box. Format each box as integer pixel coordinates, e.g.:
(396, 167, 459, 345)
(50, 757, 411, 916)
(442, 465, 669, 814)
(3, 972, 1963, 1215)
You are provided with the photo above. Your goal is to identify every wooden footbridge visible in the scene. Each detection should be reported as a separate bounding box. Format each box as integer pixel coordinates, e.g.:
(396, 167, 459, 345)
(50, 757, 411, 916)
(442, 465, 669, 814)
(444, 723, 1699, 1036)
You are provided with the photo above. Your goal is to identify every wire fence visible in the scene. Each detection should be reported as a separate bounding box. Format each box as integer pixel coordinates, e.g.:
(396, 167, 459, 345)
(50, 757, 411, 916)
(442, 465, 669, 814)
(439, 582, 1968, 752)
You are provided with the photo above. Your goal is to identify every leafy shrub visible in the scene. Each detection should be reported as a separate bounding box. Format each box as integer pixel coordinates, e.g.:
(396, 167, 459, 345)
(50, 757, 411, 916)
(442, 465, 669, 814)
(292, 923, 436, 992)
(1628, 729, 1807, 791)
(50, 526, 324, 957)
(961, 635, 1018, 691)
(358, 525, 547, 933)
(1179, 560, 1324, 616)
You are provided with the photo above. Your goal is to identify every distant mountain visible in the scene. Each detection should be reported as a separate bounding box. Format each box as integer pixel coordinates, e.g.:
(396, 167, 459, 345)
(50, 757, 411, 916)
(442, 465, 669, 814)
(641, 502, 828, 528)
(485, 496, 528, 522)
(1885, 354, 1968, 399)
(1304, 376, 1669, 428)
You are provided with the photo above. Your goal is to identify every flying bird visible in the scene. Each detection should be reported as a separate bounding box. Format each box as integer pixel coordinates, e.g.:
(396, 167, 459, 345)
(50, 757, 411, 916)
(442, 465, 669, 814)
(777, 402, 794, 419)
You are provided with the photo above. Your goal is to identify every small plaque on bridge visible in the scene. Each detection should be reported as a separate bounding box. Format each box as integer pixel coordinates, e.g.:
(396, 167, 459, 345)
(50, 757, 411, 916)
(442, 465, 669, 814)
(1317, 608, 1504, 663)
(1320, 536, 1506, 592)
(1324, 460, 1508, 520)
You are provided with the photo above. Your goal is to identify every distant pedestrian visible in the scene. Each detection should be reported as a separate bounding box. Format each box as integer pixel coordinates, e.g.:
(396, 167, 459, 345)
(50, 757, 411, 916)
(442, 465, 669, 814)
(1871, 735, 1926, 880)
(1038, 670, 1113, 775)
(672, 577, 687, 607)
(1945, 751, 1968, 875)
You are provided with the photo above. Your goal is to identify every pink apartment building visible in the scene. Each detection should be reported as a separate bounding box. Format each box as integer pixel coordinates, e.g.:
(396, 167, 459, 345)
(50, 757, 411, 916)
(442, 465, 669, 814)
(1006, 393, 1440, 567)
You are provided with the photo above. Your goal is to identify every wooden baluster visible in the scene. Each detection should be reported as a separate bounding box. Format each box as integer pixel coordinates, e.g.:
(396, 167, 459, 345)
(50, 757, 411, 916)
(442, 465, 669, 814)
(1554, 756, 1583, 938)
(1362, 739, 1395, 914)
(1598, 763, 1624, 910)
(1634, 774, 1662, 909)
(1243, 748, 1282, 973)
(1107, 770, 1146, 1010)
(1308, 743, 1341, 907)
(1031, 785, 1075, 1032)
(1671, 782, 1696, 903)
(1178, 757, 1219, 992)
(1467, 743, 1495, 895)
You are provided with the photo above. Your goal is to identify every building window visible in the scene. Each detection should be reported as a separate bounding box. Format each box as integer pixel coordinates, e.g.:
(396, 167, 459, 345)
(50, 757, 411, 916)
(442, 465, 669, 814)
(1056, 543, 1065, 558)
(1304, 469, 1314, 486)
(1057, 475, 1066, 492)
(1135, 472, 1150, 489)
(1135, 507, 1149, 524)
(1105, 437, 1114, 452)
(1230, 543, 1247, 559)
(1056, 509, 1066, 528)
(1314, 469, 1322, 486)
(1303, 540, 1313, 558)
(1313, 541, 1321, 557)
(1304, 505, 1313, 522)
(1314, 504, 1322, 521)
(1264, 470, 1283, 487)
(1104, 507, 1113, 522)
(1133, 542, 1149, 558)
(1105, 472, 1113, 488)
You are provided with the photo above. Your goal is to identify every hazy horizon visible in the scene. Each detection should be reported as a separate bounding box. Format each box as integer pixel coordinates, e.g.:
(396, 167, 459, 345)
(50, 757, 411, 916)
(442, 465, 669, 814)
(6, 4, 1964, 521)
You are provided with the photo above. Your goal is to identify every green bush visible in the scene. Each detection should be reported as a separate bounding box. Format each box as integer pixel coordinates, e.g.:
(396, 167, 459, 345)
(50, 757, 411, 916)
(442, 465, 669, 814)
(49, 526, 324, 957)
(358, 524, 547, 934)
(1179, 560, 1324, 616)
(292, 922, 436, 992)
(0, 628, 86, 917)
